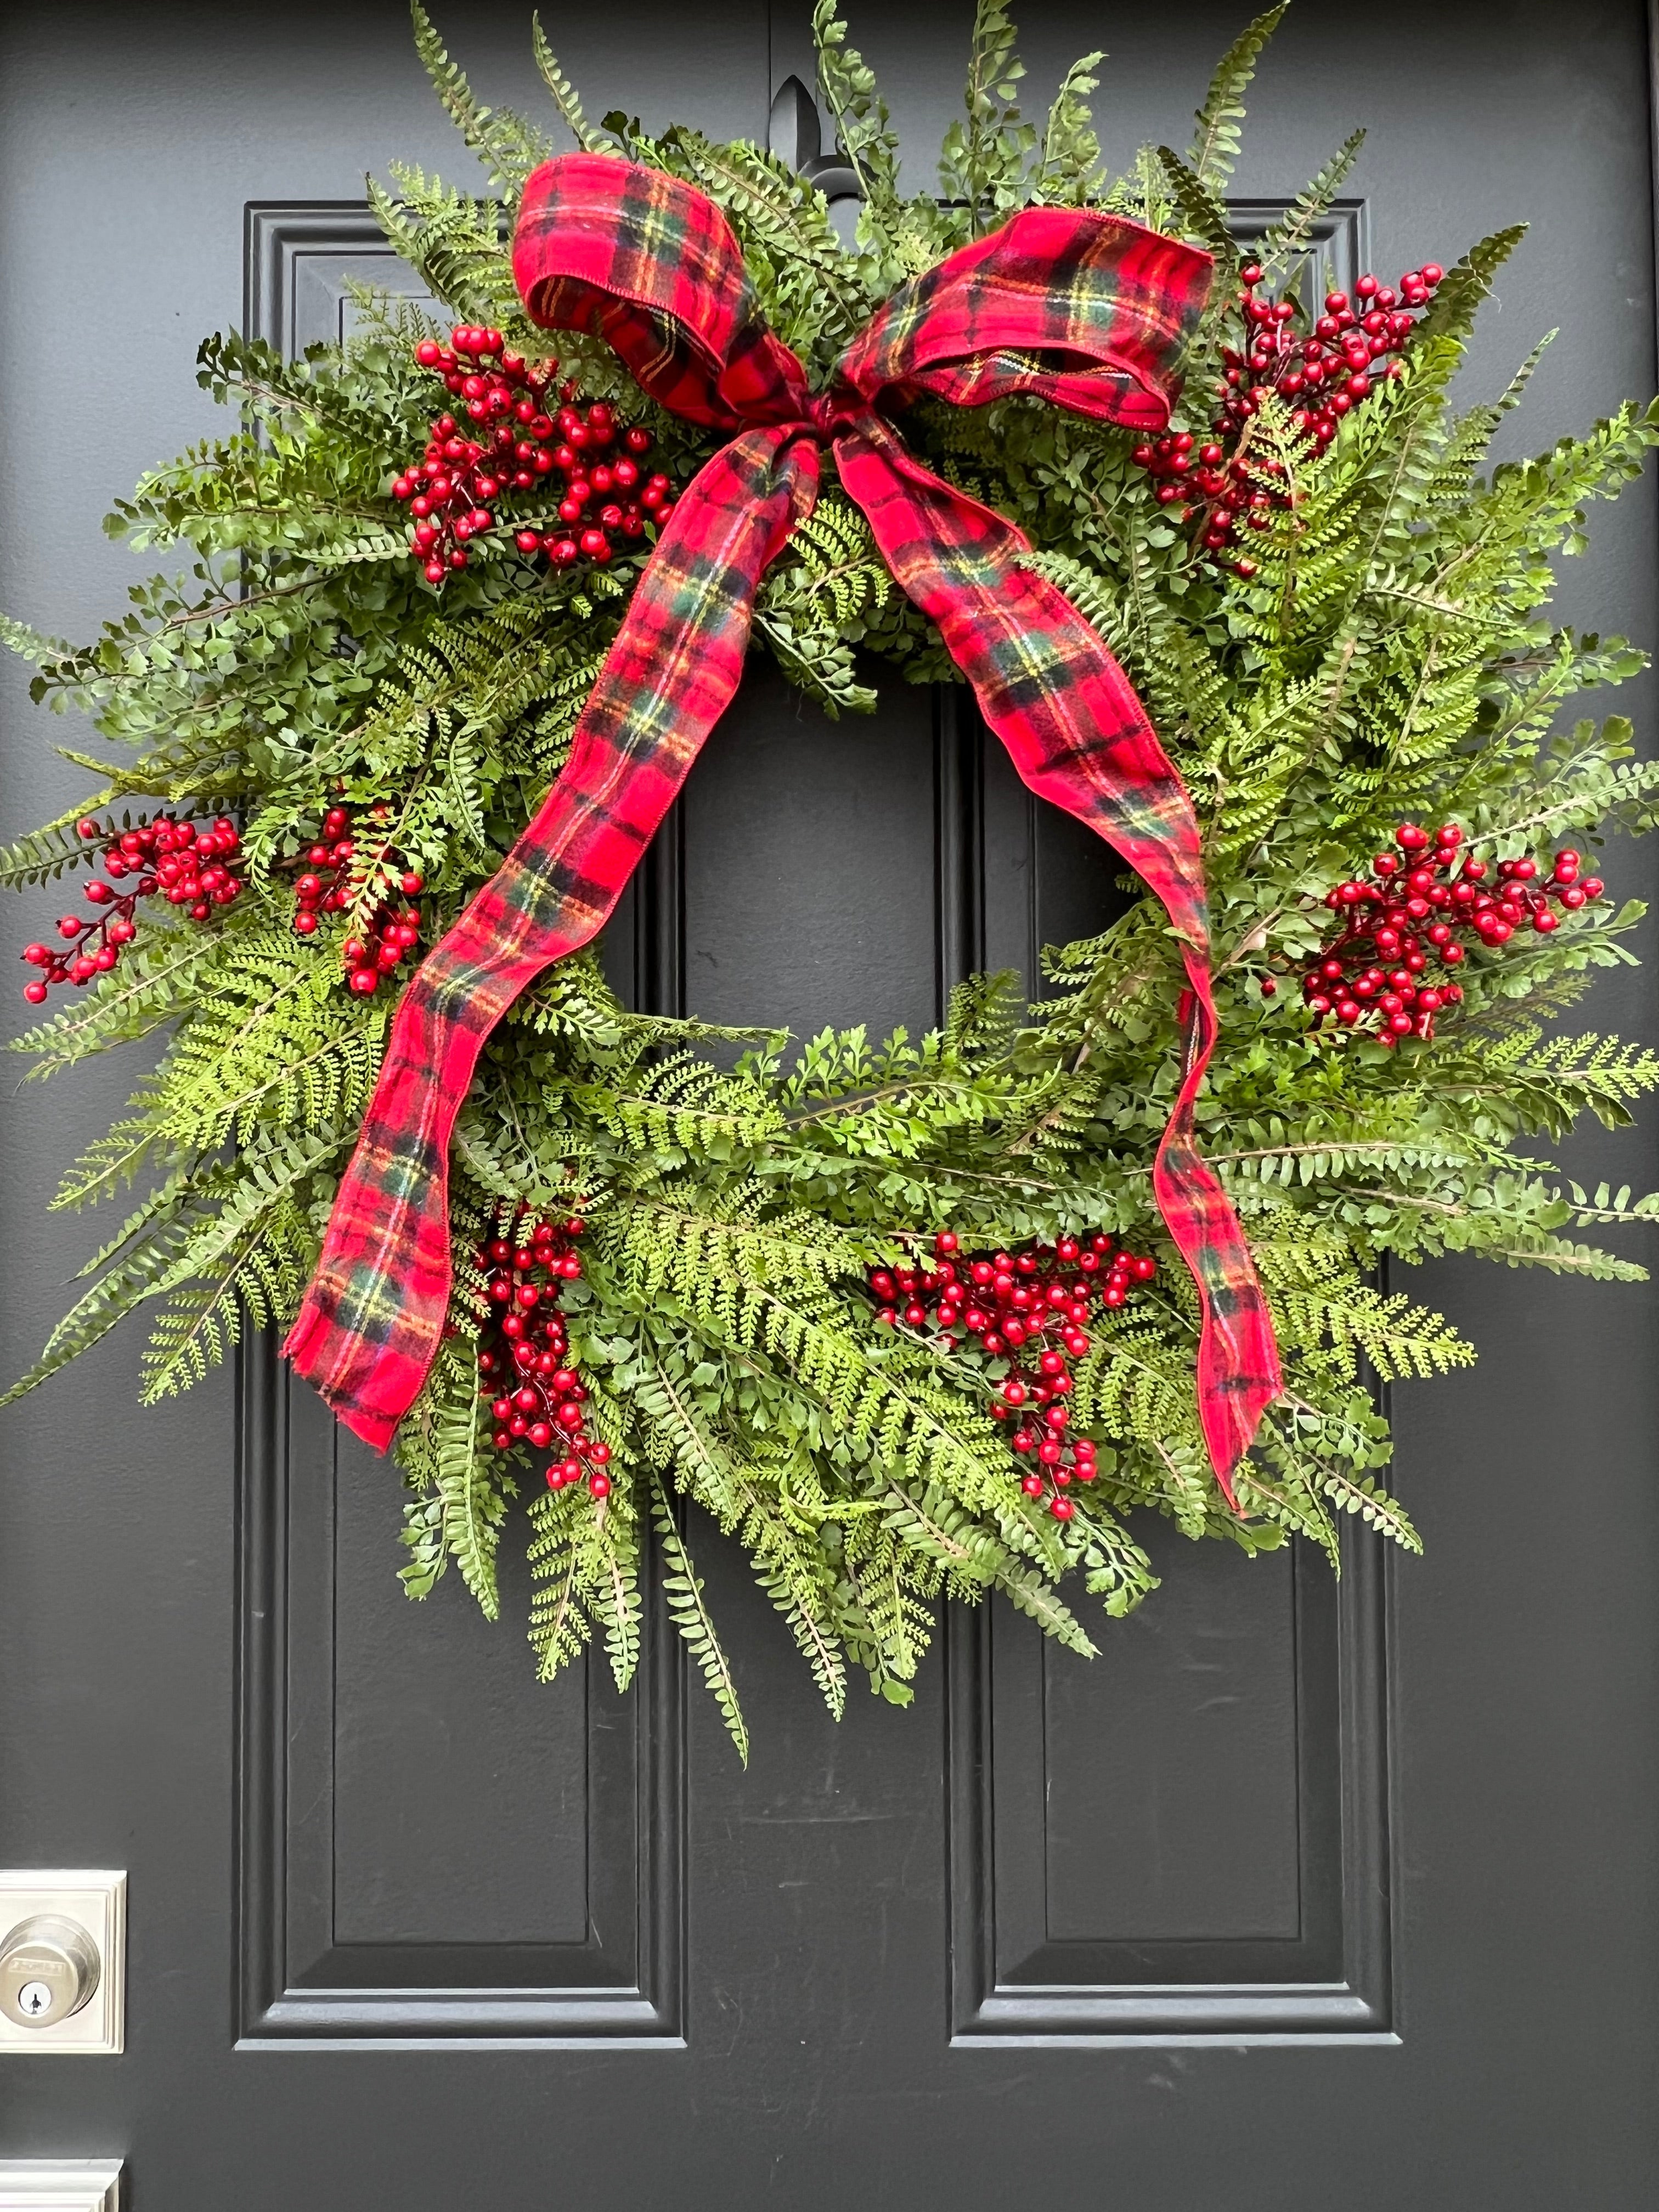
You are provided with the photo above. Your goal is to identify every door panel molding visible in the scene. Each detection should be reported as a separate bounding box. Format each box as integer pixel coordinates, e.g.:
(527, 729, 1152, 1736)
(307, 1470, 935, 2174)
(947, 1527, 1395, 2045)
(242, 202, 431, 355)
(941, 186, 1386, 2049)
(234, 1338, 686, 2048)
(234, 208, 685, 2049)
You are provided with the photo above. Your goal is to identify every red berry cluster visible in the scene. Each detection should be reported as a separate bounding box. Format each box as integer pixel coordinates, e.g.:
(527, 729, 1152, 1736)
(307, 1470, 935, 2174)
(477, 1211, 613, 1499)
(20, 813, 242, 1003)
(1291, 821, 1605, 1045)
(393, 324, 673, 584)
(868, 1230, 1155, 1521)
(1135, 261, 1443, 578)
(281, 803, 426, 998)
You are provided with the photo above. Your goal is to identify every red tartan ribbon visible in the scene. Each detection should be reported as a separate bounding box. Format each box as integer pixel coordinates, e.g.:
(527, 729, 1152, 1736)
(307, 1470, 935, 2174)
(284, 155, 1282, 1498)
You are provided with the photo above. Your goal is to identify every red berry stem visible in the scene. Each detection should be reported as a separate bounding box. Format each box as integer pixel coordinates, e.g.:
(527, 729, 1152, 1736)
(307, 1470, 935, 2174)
(476, 1210, 612, 1498)
(1286, 820, 1605, 1045)
(20, 812, 242, 1003)
(1134, 259, 1444, 578)
(867, 1229, 1155, 1521)
(396, 325, 673, 585)
(283, 801, 425, 997)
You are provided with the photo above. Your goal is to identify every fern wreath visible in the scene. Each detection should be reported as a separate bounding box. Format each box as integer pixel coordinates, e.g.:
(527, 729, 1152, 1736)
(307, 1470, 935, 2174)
(4, 4, 1658, 1759)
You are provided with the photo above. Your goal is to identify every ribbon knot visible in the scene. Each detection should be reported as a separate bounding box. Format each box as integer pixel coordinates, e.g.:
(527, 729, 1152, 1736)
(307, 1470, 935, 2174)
(806, 387, 864, 441)
(284, 155, 1282, 1496)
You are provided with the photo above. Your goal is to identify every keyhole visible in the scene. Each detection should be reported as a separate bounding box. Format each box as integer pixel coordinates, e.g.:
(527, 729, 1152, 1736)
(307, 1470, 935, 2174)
(19, 1980, 53, 2017)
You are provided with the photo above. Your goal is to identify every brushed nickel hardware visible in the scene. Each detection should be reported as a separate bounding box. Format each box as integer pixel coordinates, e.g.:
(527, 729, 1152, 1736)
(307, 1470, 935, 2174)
(0, 2161, 122, 2211)
(0, 1875, 124, 2055)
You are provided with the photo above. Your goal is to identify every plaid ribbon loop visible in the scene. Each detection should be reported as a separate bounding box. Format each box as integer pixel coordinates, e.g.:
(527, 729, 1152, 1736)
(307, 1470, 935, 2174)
(284, 155, 1281, 1496)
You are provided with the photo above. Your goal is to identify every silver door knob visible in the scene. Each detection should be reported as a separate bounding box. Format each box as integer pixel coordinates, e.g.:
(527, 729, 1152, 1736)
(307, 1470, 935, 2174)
(0, 1914, 101, 2028)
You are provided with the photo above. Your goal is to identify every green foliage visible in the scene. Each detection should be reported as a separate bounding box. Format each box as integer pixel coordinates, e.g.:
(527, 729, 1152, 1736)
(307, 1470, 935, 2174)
(1032, 51, 1106, 207)
(3, 4, 1658, 1740)
(651, 1472, 750, 1762)
(754, 492, 902, 713)
(811, 3, 905, 273)
(410, 0, 554, 201)
(398, 1335, 519, 1613)
(938, 3, 1036, 238)
(0, 806, 110, 890)
(1186, 5, 1289, 194)
(530, 14, 609, 155)
(1255, 128, 1367, 290)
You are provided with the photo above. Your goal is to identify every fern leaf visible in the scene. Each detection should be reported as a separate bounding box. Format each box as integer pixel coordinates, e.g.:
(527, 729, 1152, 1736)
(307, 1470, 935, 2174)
(1415, 225, 1528, 346)
(1186, 4, 1288, 194)
(530, 12, 610, 153)
(650, 1471, 748, 1762)
(410, 0, 553, 198)
(1034, 50, 1105, 205)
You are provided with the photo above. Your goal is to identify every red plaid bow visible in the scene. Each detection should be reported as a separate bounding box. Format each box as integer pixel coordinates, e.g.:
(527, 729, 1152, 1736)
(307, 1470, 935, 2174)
(284, 155, 1282, 1499)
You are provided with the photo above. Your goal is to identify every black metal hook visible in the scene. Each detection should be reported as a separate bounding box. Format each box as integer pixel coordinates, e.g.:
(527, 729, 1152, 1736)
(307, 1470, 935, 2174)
(766, 74, 862, 202)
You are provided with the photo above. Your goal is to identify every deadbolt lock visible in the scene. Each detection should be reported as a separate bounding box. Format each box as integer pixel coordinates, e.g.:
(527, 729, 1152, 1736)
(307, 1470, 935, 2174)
(0, 1874, 124, 2053)
(0, 1914, 101, 2029)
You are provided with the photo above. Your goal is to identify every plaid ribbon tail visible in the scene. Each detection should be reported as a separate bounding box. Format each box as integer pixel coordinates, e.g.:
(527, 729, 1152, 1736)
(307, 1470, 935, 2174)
(284, 426, 818, 1448)
(1155, 994, 1282, 1503)
(834, 419, 1281, 1496)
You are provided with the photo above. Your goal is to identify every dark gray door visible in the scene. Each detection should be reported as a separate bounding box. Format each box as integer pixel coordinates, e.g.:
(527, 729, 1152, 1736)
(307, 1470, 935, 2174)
(2, 3, 1656, 2205)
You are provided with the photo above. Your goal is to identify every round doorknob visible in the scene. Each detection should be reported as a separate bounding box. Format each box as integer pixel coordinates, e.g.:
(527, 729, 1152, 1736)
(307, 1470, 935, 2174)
(0, 1914, 101, 2028)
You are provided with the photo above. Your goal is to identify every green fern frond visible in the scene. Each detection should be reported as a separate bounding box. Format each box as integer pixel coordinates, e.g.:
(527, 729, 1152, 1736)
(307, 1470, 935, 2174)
(530, 14, 610, 153)
(1254, 128, 1365, 287)
(650, 1471, 748, 1762)
(1033, 50, 1105, 205)
(1186, 4, 1288, 194)
(410, 0, 553, 199)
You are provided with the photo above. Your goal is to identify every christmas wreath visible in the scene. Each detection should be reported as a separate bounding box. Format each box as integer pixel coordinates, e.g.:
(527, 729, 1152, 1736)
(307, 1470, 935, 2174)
(5, 2, 1658, 1758)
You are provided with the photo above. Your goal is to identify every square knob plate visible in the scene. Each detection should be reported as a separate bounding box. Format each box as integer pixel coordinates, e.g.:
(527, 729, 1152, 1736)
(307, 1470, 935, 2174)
(0, 1876, 124, 2056)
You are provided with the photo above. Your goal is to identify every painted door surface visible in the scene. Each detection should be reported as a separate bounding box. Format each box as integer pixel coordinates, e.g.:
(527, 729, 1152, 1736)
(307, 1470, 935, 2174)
(1, 4, 1656, 2206)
